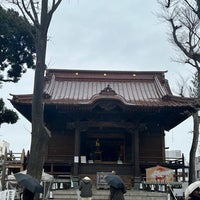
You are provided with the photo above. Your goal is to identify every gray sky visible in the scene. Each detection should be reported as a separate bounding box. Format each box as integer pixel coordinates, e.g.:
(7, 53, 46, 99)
(0, 0, 196, 161)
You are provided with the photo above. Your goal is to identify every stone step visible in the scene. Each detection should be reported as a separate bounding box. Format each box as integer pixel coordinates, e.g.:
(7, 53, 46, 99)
(51, 188, 168, 200)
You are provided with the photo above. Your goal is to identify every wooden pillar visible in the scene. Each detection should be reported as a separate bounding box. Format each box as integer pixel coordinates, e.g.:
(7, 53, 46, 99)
(175, 168, 178, 182)
(50, 163, 53, 174)
(182, 153, 186, 182)
(134, 130, 140, 177)
(130, 129, 140, 177)
(161, 128, 165, 162)
(73, 124, 80, 176)
(131, 129, 141, 189)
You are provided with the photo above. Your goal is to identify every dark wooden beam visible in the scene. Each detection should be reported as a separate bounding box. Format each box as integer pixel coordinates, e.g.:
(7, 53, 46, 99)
(66, 121, 141, 129)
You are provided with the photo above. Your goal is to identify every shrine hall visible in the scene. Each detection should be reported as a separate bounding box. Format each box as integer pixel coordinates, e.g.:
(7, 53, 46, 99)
(10, 69, 197, 185)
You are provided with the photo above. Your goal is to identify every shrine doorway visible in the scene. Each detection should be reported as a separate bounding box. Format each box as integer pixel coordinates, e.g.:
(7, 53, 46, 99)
(81, 133, 125, 162)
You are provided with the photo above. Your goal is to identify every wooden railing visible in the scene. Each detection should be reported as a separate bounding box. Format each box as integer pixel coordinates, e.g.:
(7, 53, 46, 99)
(139, 155, 185, 167)
(1, 149, 27, 190)
(138, 181, 184, 199)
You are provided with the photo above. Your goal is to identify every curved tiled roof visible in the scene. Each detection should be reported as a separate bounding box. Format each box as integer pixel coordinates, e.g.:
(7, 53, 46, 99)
(39, 69, 193, 107)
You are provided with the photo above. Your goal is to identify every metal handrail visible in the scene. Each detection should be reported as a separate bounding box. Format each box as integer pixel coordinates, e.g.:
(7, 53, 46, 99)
(166, 182, 178, 200)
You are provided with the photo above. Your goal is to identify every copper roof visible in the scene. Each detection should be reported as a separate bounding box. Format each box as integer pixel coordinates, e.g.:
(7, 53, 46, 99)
(11, 69, 194, 107)
(41, 69, 194, 107)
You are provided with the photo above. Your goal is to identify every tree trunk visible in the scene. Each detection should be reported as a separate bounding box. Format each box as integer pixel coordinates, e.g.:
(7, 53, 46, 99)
(9, 1, 62, 199)
(189, 112, 200, 184)
(27, 0, 50, 192)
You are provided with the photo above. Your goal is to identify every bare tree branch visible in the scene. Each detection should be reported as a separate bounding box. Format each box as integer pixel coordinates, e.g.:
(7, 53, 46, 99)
(29, 0, 39, 26)
(165, 0, 171, 8)
(46, 0, 62, 32)
(159, 0, 200, 184)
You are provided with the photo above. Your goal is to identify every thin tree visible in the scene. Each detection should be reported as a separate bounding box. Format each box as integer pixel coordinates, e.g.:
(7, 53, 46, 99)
(159, 0, 200, 184)
(6, 1, 62, 198)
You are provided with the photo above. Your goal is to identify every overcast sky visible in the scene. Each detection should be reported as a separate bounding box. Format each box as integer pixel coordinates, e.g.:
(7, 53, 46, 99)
(0, 0, 196, 161)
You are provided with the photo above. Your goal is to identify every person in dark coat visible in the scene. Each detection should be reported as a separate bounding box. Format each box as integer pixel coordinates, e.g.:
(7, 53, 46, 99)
(22, 188, 34, 200)
(108, 170, 126, 200)
(79, 176, 92, 200)
(189, 188, 200, 200)
(110, 186, 126, 200)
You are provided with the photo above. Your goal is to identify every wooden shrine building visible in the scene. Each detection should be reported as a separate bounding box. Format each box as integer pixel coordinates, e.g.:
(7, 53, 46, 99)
(10, 69, 197, 185)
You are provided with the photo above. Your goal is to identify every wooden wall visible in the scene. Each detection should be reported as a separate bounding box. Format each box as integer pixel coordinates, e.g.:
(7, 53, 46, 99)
(46, 130, 75, 162)
(139, 132, 164, 163)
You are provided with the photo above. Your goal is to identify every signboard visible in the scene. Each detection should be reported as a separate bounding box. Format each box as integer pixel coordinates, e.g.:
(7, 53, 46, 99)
(146, 165, 174, 183)
(74, 156, 79, 163)
(96, 172, 112, 189)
